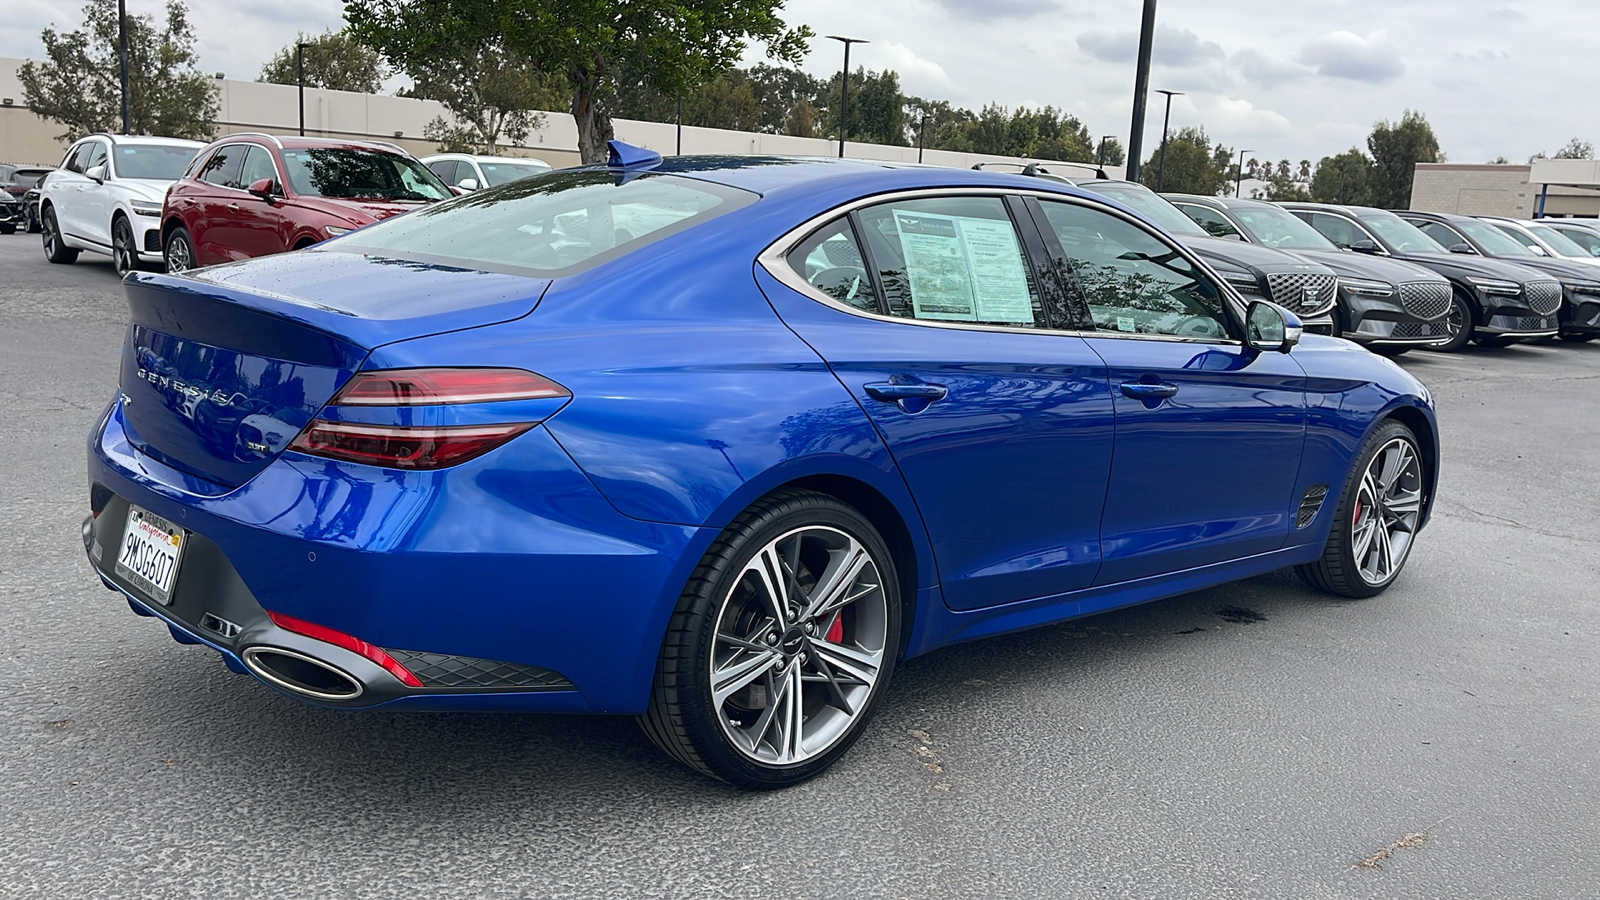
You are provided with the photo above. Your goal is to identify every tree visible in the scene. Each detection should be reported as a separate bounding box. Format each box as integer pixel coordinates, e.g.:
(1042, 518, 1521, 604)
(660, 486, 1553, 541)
(1487, 155, 1511, 165)
(18, 0, 217, 141)
(1367, 109, 1441, 209)
(815, 68, 906, 147)
(1310, 148, 1375, 205)
(1095, 136, 1125, 167)
(1257, 158, 1310, 201)
(1554, 137, 1594, 160)
(259, 30, 386, 94)
(1137, 125, 1231, 195)
(347, 2, 562, 154)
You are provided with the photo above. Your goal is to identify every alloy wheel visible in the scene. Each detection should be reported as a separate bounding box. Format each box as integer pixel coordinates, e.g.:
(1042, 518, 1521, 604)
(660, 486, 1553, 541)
(1350, 437, 1423, 586)
(43, 217, 56, 256)
(710, 525, 888, 766)
(166, 233, 192, 273)
(113, 220, 134, 276)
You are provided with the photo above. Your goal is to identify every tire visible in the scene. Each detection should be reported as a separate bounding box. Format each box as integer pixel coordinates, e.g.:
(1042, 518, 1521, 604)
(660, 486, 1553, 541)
(0, 224, 15, 235)
(1370, 346, 1410, 357)
(41, 206, 78, 264)
(164, 226, 195, 273)
(26, 208, 41, 234)
(641, 489, 901, 788)
(1428, 290, 1474, 353)
(1297, 420, 1426, 599)
(1558, 333, 1596, 343)
(112, 215, 138, 278)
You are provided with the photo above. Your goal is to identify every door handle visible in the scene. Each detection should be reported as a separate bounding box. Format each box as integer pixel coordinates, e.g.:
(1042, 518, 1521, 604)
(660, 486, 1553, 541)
(227, 203, 240, 211)
(1119, 382, 1179, 400)
(865, 382, 948, 402)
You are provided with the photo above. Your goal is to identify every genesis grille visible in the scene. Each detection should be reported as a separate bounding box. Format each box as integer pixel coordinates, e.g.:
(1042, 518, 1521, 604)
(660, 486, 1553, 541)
(1397, 282, 1451, 319)
(383, 650, 574, 690)
(1297, 484, 1329, 529)
(1525, 281, 1562, 315)
(1266, 272, 1338, 316)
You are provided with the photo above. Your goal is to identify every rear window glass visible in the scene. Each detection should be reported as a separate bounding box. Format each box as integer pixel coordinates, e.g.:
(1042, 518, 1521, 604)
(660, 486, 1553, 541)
(332, 171, 756, 278)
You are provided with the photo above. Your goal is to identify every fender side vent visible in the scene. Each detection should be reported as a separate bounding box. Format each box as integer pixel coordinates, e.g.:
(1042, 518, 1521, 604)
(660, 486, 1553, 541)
(1297, 484, 1329, 529)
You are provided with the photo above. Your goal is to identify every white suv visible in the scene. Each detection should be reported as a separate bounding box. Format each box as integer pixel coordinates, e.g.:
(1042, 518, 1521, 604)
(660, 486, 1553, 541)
(421, 153, 553, 191)
(39, 133, 205, 276)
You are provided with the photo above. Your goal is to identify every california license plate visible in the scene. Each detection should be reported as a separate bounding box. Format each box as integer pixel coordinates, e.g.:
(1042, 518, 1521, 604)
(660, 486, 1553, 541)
(113, 505, 186, 605)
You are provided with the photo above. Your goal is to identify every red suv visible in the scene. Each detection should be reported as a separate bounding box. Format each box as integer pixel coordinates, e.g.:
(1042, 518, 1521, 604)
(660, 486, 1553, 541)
(161, 134, 453, 271)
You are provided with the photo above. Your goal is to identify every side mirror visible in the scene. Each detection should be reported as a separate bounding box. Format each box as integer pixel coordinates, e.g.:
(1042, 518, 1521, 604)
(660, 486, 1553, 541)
(246, 177, 278, 200)
(1224, 231, 1245, 241)
(1529, 244, 1547, 256)
(1448, 242, 1475, 254)
(1349, 238, 1383, 255)
(1245, 300, 1302, 353)
(85, 164, 107, 184)
(457, 177, 479, 192)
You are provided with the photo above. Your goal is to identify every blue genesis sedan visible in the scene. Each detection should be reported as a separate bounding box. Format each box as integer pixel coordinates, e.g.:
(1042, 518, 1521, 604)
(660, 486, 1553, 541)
(84, 143, 1437, 787)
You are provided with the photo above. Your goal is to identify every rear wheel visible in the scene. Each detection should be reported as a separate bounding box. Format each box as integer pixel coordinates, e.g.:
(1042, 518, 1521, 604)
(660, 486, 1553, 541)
(112, 216, 138, 277)
(641, 490, 900, 788)
(1298, 420, 1425, 599)
(164, 226, 194, 273)
(1429, 290, 1474, 352)
(41, 207, 78, 264)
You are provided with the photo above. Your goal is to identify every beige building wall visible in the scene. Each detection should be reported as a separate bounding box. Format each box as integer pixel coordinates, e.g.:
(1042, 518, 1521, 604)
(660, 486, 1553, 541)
(1, 57, 1121, 178)
(1410, 162, 1600, 219)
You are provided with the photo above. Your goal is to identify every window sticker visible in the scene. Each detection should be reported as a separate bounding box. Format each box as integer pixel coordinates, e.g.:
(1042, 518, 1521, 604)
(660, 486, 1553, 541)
(892, 210, 1032, 324)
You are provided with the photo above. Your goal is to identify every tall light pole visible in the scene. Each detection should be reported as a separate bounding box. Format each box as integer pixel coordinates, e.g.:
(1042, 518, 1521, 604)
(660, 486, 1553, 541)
(1235, 148, 1253, 198)
(1124, 0, 1158, 183)
(917, 114, 930, 163)
(826, 35, 868, 159)
(1154, 89, 1183, 191)
(117, 0, 130, 134)
(1098, 134, 1115, 167)
(296, 41, 306, 136)
(676, 94, 683, 155)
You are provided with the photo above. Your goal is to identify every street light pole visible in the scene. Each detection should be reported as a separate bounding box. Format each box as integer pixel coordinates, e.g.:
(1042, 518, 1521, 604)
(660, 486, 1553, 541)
(1125, 0, 1158, 183)
(826, 36, 868, 159)
(676, 94, 683, 155)
(296, 42, 306, 136)
(1098, 134, 1115, 167)
(1154, 89, 1183, 191)
(1235, 148, 1253, 198)
(917, 114, 929, 163)
(117, 0, 130, 134)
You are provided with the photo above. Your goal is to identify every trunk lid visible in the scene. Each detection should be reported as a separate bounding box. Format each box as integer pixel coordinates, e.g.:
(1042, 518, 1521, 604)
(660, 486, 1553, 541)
(118, 249, 549, 488)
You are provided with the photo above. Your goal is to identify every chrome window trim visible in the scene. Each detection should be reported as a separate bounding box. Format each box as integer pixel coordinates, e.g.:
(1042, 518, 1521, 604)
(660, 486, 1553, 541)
(756, 186, 1247, 346)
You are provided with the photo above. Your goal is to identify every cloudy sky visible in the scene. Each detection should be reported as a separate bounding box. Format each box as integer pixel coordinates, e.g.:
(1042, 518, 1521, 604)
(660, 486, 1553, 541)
(5, 0, 1597, 166)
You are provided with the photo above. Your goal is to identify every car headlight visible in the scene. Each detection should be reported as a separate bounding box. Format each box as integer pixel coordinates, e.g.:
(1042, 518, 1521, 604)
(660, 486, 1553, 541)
(324, 225, 353, 237)
(1564, 281, 1600, 296)
(1467, 277, 1521, 296)
(1213, 265, 1262, 294)
(1338, 277, 1395, 296)
(129, 199, 162, 216)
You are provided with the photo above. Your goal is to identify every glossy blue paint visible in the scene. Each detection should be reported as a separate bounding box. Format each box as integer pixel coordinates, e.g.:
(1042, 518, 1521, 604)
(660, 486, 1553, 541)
(85, 156, 1436, 719)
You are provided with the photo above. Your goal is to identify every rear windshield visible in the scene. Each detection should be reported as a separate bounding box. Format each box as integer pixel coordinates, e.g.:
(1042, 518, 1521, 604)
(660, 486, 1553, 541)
(283, 148, 452, 201)
(331, 170, 756, 277)
(114, 145, 199, 180)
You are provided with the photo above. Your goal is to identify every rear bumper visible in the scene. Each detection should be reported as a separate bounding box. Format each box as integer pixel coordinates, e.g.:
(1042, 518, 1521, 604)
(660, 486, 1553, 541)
(87, 400, 702, 714)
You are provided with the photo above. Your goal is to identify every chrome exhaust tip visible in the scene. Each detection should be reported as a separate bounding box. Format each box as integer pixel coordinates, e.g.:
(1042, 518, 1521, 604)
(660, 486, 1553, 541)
(241, 647, 364, 701)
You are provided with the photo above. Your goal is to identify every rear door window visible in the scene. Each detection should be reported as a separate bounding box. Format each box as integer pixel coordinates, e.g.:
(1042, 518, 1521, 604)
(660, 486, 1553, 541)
(785, 217, 879, 314)
(854, 196, 1043, 328)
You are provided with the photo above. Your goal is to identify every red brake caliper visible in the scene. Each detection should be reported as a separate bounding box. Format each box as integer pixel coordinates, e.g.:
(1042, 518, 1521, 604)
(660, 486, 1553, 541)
(1353, 499, 1362, 526)
(824, 615, 843, 644)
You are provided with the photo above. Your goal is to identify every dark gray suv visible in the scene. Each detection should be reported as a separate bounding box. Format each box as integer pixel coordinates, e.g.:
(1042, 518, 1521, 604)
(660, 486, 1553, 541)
(1166, 194, 1452, 355)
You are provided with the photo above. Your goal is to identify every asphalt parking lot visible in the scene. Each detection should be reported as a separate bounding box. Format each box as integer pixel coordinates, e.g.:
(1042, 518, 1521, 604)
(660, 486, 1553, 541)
(2, 234, 1596, 899)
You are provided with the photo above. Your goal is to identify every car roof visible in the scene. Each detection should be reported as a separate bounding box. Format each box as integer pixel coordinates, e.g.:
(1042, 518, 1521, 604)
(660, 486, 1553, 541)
(563, 154, 1110, 203)
(424, 153, 552, 164)
(83, 133, 206, 148)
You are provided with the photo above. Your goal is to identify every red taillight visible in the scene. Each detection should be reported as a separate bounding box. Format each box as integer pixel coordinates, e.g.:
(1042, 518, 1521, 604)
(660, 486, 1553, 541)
(332, 368, 569, 406)
(267, 611, 424, 688)
(288, 420, 533, 469)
